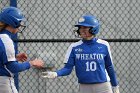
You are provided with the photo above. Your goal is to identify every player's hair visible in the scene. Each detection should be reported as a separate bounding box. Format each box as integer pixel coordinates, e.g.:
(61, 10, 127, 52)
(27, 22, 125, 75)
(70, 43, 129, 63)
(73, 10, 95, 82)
(0, 22, 7, 31)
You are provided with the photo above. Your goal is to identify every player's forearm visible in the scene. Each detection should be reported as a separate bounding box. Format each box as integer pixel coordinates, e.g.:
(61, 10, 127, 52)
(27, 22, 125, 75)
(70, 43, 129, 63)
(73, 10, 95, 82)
(56, 61, 74, 76)
(56, 67, 72, 76)
(106, 65, 118, 86)
(56, 63, 73, 76)
(6, 61, 30, 73)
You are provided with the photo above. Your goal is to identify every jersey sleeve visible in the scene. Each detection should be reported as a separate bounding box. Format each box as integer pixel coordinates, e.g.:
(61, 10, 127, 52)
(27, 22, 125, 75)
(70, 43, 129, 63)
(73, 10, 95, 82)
(56, 44, 75, 76)
(6, 61, 31, 73)
(104, 42, 119, 86)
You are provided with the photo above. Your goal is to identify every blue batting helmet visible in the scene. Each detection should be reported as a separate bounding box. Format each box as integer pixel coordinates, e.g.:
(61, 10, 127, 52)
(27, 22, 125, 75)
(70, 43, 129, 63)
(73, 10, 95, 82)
(75, 14, 100, 34)
(0, 7, 24, 28)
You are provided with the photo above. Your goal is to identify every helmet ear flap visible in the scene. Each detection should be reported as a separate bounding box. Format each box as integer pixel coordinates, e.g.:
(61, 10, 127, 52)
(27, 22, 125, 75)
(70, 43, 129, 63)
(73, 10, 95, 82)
(90, 25, 99, 34)
(89, 27, 94, 34)
(89, 27, 96, 34)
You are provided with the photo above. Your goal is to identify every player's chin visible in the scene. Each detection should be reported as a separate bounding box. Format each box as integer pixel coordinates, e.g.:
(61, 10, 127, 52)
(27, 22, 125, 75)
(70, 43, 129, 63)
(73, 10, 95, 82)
(82, 36, 91, 39)
(80, 35, 87, 38)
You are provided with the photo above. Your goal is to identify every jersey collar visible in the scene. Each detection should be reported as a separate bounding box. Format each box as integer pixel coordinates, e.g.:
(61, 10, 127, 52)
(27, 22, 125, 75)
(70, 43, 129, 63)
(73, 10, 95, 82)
(0, 29, 15, 39)
(82, 38, 97, 44)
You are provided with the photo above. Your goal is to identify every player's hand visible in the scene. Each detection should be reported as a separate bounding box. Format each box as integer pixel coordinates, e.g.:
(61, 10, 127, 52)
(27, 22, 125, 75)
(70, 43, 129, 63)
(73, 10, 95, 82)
(16, 53, 28, 62)
(29, 59, 44, 68)
(42, 71, 57, 78)
(112, 86, 120, 93)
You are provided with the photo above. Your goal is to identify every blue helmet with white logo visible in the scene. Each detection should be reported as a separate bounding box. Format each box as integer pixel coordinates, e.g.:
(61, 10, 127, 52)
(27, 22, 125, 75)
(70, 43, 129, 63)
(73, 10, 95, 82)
(75, 14, 100, 34)
(0, 7, 24, 28)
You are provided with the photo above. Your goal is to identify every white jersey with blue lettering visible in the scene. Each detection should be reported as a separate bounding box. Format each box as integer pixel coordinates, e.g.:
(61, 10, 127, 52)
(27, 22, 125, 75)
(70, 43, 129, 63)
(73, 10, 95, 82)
(56, 38, 118, 86)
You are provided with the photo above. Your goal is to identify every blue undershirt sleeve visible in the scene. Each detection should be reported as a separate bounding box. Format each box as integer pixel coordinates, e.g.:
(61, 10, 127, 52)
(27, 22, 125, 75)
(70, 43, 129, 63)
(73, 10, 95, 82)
(56, 63, 74, 76)
(56, 44, 75, 76)
(6, 61, 31, 73)
(105, 49, 118, 86)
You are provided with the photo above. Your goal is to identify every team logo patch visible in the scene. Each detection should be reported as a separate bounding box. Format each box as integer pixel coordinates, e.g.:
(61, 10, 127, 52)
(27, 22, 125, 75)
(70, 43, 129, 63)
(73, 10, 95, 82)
(79, 17, 85, 22)
(75, 48, 83, 52)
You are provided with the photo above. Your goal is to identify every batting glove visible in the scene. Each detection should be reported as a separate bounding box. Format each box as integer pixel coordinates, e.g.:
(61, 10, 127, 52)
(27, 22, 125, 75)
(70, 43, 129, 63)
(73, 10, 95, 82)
(42, 71, 57, 78)
(112, 86, 120, 93)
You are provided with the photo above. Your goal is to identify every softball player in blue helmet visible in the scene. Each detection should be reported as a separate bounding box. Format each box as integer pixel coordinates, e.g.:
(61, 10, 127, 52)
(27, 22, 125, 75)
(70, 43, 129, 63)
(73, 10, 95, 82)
(0, 7, 44, 93)
(43, 14, 120, 93)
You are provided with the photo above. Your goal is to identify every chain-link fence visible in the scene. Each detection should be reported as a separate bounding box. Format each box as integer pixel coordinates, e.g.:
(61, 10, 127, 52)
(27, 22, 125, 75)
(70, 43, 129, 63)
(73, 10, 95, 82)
(1, 0, 140, 93)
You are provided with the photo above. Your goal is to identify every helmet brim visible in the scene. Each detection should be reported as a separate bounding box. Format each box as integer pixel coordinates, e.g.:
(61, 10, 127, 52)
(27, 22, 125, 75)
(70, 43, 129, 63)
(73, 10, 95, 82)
(75, 24, 93, 27)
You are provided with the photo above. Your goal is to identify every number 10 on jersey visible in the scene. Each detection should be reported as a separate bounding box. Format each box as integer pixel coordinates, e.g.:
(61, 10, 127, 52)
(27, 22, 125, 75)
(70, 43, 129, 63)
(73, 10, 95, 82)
(86, 61, 97, 71)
